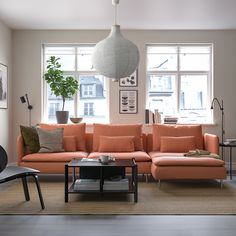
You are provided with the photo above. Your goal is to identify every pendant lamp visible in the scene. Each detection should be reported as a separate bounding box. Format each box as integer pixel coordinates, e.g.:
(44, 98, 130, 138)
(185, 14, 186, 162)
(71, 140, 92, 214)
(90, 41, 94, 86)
(92, 0, 140, 82)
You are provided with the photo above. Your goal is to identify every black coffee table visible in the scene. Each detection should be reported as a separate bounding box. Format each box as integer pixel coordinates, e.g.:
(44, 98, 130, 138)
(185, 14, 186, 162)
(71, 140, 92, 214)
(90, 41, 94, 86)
(64, 158, 138, 203)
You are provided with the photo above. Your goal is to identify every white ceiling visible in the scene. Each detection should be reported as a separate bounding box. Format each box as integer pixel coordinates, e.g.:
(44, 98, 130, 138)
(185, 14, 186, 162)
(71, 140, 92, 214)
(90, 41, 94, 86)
(0, 0, 236, 30)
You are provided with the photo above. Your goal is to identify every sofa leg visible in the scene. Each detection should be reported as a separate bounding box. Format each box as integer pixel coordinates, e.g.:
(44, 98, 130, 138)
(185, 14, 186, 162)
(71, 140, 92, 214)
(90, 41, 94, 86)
(145, 174, 148, 183)
(220, 179, 223, 189)
(158, 179, 161, 188)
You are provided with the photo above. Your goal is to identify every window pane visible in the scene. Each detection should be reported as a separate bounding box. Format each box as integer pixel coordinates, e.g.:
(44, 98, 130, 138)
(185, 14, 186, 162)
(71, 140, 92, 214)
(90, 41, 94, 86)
(180, 46, 210, 71)
(180, 46, 210, 54)
(179, 75, 209, 123)
(147, 46, 177, 54)
(77, 47, 94, 71)
(147, 54, 177, 71)
(46, 85, 75, 123)
(78, 75, 107, 123)
(45, 47, 75, 71)
(148, 74, 177, 116)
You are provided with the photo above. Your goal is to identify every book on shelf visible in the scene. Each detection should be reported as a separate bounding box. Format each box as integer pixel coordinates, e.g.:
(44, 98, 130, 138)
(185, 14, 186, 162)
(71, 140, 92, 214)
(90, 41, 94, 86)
(145, 109, 155, 124)
(103, 178, 129, 190)
(223, 139, 236, 145)
(225, 139, 236, 143)
(164, 116, 178, 124)
(74, 179, 100, 191)
(154, 109, 161, 124)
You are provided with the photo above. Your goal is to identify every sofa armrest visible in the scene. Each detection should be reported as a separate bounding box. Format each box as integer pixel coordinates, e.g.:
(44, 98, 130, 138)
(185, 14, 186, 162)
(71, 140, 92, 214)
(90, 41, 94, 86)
(203, 133, 219, 155)
(16, 135, 25, 165)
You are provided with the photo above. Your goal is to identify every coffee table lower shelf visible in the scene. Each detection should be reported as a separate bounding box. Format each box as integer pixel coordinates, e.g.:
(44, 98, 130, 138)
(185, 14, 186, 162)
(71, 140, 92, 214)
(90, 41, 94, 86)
(65, 159, 138, 203)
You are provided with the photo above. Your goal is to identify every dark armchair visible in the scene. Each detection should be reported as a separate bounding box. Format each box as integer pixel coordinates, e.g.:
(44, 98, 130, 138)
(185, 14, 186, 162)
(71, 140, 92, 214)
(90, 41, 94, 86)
(0, 145, 45, 209)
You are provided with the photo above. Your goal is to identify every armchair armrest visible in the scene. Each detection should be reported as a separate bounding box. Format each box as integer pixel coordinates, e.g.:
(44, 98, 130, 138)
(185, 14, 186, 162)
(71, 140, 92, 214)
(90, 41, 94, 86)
(16, 135, 25, 165)
(203, 133, 219, 155)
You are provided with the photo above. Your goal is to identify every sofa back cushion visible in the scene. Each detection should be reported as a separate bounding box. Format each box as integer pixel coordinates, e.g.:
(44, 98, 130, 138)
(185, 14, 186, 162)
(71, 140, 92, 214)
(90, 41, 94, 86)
(39, 123, 86, 151)
(152, 124, 203, 151)
(160, 136, 197, 153)
(93, 123, 143, 151)
(63, 136, 77, 152)
(98, 136, 135, 152)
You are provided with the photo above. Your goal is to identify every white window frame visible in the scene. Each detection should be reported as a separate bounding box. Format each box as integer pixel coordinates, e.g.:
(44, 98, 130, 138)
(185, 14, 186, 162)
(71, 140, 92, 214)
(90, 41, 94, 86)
(146, 43, 213, 124)
(42, 44, 108, 123)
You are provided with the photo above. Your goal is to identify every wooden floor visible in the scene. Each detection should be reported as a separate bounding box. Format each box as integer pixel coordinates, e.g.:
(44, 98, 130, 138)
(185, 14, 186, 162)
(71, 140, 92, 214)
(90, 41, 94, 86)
(0, 215, 236, 236)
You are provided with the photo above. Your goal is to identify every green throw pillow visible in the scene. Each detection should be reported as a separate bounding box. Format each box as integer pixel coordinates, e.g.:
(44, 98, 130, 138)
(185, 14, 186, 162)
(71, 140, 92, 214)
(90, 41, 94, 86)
(20, 125, 40, 153)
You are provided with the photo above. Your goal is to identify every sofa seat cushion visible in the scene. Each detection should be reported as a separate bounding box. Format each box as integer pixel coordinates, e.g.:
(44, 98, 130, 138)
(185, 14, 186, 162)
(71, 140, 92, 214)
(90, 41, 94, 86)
(151, 155, 225, 167)
(88, 151, 151, 162)
(22, 152, 88, 162)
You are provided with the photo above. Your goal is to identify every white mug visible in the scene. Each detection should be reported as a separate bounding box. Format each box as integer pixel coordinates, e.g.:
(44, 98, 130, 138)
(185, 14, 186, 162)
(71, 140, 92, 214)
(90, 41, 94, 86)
(100, 155, 109, 163)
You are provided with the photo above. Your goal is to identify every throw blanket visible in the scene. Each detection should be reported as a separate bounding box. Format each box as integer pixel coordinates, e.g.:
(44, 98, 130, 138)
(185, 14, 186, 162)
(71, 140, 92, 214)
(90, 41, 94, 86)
(184, 149, 220, 159)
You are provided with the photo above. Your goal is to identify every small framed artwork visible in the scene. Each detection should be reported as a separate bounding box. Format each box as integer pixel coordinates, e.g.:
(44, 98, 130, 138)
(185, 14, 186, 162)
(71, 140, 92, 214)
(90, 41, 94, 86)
(119, 70, 138, 87)
(119, 90, 138, 114)
(0, 63, 8, 109)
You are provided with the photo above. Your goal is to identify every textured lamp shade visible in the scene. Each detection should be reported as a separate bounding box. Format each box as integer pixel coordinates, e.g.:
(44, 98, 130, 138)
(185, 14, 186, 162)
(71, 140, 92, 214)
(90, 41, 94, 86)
(92, 25, 139, 81)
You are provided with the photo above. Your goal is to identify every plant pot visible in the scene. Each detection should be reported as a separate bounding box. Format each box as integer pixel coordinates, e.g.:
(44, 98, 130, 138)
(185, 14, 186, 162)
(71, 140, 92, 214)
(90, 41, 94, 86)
(56, 111, 69, 124)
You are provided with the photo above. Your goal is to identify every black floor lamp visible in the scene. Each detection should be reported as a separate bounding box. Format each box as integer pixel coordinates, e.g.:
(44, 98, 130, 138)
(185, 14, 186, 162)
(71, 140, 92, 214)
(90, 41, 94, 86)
(20, 94, 33, 126)
(210, 97, 225, 144)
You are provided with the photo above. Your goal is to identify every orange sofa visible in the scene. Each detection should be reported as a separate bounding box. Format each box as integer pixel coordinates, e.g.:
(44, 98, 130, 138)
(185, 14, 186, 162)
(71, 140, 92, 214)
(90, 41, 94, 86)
(17, 123, 226, 183)
(147, 124, 227, 182)
(17, 123, 151, 174)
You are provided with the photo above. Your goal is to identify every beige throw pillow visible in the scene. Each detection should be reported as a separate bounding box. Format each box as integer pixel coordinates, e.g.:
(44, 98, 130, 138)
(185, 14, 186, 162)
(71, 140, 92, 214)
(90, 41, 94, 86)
(37, 127, 64, 153)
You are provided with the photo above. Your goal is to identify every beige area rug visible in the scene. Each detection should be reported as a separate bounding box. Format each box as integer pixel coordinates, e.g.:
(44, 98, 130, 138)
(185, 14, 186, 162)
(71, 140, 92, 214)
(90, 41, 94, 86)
(0, 179, 236, 215)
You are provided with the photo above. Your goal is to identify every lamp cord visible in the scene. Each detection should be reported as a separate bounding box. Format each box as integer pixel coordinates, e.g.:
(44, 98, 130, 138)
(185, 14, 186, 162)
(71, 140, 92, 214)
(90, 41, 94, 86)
(114, 2, 117, 25)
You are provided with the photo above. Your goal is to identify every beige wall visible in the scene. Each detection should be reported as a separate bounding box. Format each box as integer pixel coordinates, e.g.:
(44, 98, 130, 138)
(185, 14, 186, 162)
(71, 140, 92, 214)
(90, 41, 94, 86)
(0, 20, 12, 162)
(12, 29, 236, 162)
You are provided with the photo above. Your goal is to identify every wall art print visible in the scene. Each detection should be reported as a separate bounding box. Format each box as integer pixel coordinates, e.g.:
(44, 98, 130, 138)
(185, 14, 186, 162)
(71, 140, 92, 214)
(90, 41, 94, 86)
(119, 70, 138, 87)
(119, 90, 138, 114)
(0, 63, 8, 109)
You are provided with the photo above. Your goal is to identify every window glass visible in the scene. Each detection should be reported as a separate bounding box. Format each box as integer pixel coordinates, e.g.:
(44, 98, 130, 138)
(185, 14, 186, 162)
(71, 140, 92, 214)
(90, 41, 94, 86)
(45, 47, 75, 71)
(147, 54, 177, 71)
(78, 75, 107, 123)
(179, 75, 209, 123)
(148, 74, 177, 117)
(180, 54, 210, 71)
(77, 47, 94, 71)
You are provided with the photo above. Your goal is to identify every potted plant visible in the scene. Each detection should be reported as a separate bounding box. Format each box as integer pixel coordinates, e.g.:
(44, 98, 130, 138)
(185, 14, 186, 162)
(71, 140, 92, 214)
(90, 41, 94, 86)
(43, 56, 79, 124)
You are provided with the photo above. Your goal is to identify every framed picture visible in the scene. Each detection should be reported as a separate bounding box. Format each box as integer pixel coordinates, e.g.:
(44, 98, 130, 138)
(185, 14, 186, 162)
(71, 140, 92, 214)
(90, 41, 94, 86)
(0, 63, 8, 109)
(119, 70, 138, 87)
(119, 90, 138, 114)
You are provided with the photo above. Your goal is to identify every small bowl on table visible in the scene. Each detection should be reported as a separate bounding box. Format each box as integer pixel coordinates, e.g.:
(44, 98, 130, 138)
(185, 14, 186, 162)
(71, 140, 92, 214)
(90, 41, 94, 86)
(70, 117, 83, 124)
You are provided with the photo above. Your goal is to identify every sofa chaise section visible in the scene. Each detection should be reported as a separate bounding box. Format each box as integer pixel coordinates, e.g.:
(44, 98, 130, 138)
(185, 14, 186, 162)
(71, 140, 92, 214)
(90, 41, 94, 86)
(148, 124, 227, 182)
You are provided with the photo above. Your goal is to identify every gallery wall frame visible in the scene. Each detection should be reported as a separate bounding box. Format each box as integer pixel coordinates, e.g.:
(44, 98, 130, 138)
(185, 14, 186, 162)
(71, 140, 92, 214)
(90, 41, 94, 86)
(119, 90, 138, 114)
(0, 63, 8, 109)
(119, 70, 138, 87)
